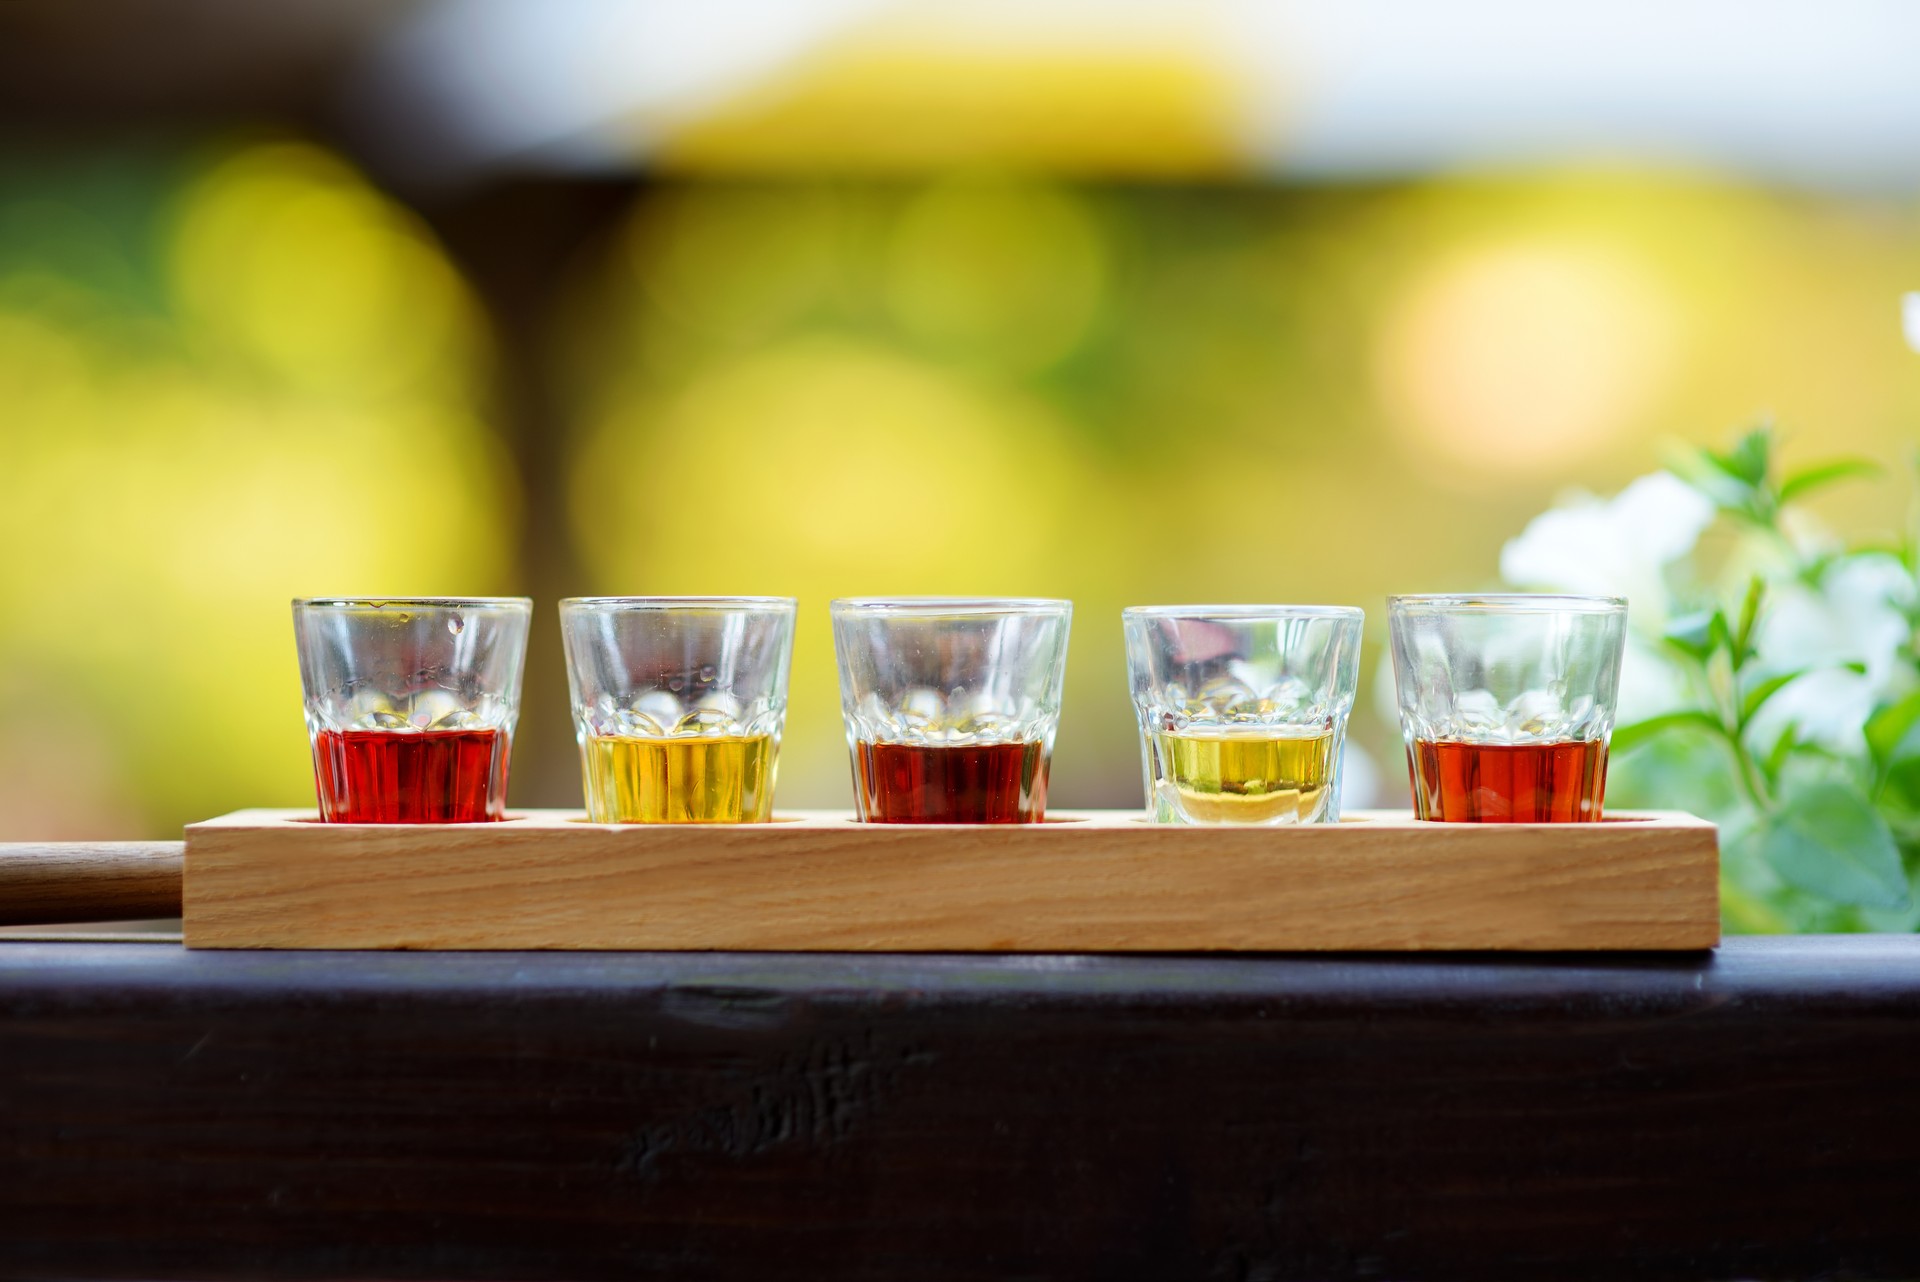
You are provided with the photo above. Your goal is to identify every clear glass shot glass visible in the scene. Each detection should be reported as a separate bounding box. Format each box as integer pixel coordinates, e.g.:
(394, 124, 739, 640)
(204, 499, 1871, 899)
(1123, 605, 1364, 825)
(293, 597, 532, 823)
(559, 597, 796, 823)
(1389, 594, 1627, 823)
(831, 597, 1071, 823)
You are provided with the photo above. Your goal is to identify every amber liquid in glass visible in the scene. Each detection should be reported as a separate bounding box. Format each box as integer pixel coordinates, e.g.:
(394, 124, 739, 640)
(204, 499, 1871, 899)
(1148, 727, 1337, 824)
(581, 734, 776, 823)
(312, 728, 508, 823)
(1409, 738, 1607, 822)
(853, 740, 1047, 823)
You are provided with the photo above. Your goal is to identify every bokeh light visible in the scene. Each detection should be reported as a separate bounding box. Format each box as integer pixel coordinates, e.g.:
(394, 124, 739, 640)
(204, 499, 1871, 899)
(0, 140, 515, 837)
(1378, 239, 1679, 481)
(884, 175, 1108, 372)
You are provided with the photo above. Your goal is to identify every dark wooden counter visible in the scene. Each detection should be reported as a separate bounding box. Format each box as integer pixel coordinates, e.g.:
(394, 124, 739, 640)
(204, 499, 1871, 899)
(3, 937, 1919, 1280)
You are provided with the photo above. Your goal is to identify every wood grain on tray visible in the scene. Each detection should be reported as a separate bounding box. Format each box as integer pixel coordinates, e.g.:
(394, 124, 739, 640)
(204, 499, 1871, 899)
(182, 809, 1719, 951)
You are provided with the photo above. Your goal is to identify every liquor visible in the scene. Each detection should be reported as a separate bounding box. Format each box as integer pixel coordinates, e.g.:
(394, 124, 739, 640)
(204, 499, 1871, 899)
(853, 740, 1047, 823)
(312, 727, 508, 823)
(1147, 727, 1337, 824)
(1409, 738, 1607, 822)
(581, 734, 776, 823)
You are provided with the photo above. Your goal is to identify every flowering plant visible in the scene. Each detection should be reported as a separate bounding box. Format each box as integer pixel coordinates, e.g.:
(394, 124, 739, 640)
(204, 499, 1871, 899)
(1501, 428, 1920, 931)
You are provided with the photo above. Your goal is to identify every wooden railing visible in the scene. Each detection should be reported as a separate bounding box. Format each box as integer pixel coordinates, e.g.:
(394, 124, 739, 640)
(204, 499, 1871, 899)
(0, 842, 181, 925)
(2, 935, 1919, 1279)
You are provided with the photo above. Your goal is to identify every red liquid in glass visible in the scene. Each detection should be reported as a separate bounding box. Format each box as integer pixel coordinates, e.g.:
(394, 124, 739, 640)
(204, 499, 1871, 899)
(312, 728, 509, 823)
(854, 740, 1048, 823)
(1409, 739, 1607, 822)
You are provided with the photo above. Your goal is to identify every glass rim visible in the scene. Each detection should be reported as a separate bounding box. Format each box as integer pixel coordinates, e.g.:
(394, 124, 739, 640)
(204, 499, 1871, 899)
(1387, 593, 1626, 615)
(559, 595, 797, 612)
(293, 596, 533, 611)
(831, 596, 1071, 618)
(1123, 604, 1363, 621)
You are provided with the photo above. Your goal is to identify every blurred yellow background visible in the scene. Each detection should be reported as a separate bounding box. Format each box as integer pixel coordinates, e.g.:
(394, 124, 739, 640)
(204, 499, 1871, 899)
(2, 1, 1918, 836)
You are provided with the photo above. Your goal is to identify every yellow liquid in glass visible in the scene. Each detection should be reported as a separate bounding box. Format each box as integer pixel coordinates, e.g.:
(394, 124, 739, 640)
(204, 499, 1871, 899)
(1148, 727, 1337, 824)
(581, 734, 777, 823)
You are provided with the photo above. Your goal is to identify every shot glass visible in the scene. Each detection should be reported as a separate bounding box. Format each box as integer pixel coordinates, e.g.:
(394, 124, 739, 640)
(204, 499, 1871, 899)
(559, 597, 796, 823)
(1389, 594, 1627, 822)
(293, 597, 532, 823)
(1123, 605, 1364, 824)
(832, 598, 1071, 823)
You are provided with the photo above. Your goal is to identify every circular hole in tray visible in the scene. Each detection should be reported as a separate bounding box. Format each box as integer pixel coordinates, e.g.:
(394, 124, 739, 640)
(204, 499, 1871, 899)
(821, 814, 1093, 826)
(289, 814, 532, 825)
(1402, 814, 1657, 825)
(563, 813, 811, 826)
(1124, 814, 1372, 825)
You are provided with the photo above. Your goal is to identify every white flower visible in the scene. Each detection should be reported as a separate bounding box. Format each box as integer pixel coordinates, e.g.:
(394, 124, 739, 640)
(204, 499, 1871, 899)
(1904, 292, 1920, 354)
(1499, 471, 1715, 630)
(1746, 553, 1917, 752)
(1616, 634, 1693, 724)
(1750, 669, 1877, 755)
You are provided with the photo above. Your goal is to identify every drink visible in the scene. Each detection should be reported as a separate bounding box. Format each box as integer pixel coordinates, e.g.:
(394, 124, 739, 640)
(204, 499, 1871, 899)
(1409, 738, 1607, 823)
(581, 734, 776, 823)
(296, 598, 530, 825)
(833, 598, 1069, 824)
(1124, 606, 1363, 826)
(312, 728, 508, 823)
(1147, 727, 1336, 824)
(561, 597, 796, 825)
(853, 740, 1047, 823)
(1389, 596, 1624, 825)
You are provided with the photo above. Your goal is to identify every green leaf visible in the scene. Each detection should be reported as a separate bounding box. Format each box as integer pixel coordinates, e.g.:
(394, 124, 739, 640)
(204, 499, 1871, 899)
(1732, 576, 1765, 666)
(1667, 443, 1760, 516)
(1764, 724, 1800, 779)
(1663, 611, 1723, 663)
(1798, 552, 1846, 589)
(1609, 709, 1725, 755)
(1883, 759, 1920, 817)
(1866, 690, 1920, 773)
(1711, 611, 1736, 656)
(1739, 669, 1806, 722)
(1757, 781, 1909, 909)
(1778, 458, 1881, 505)
(1713, 426, 1774, 487)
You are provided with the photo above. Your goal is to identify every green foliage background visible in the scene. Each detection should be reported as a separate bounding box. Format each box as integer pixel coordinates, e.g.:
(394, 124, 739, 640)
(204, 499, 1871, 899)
(1605, 431, 1920, 931)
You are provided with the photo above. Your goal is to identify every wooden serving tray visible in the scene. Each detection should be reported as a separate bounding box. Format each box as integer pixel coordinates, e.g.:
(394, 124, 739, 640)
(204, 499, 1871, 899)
(182, 809, 1719, 952)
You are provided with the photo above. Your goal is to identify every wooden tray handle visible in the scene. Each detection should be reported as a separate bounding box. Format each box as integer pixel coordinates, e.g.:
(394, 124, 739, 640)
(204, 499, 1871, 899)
(0, 842, 184, 925)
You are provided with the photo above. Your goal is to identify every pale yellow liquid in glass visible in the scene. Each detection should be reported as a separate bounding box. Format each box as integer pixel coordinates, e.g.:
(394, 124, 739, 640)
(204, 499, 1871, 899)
(581, 734, 776, 823)
(1147, 727, 1337, 824)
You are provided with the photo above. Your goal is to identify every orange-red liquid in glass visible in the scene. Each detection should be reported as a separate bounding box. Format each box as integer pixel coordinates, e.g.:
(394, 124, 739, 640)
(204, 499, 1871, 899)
(312, 728, 508, 823)
(854, 740, 1047, 823)
(1409, 738, 1606, 823)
